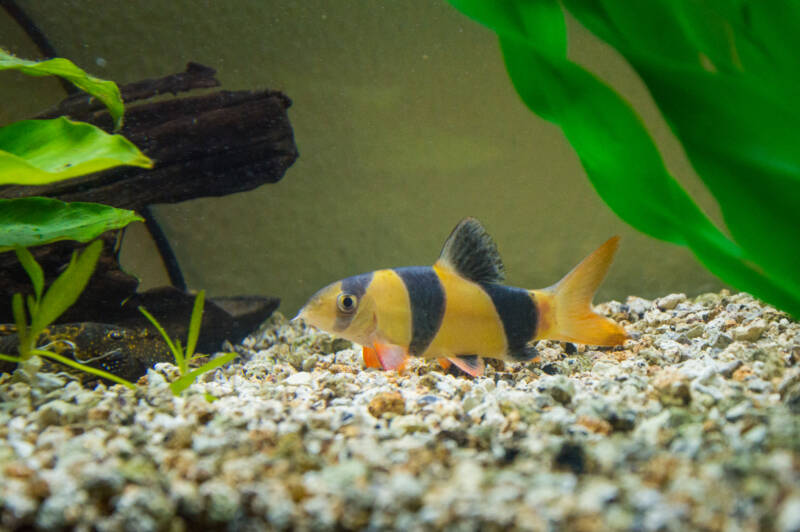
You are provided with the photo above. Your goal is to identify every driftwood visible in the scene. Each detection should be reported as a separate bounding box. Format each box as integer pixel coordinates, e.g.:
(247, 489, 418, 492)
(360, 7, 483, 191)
(0, 63, 295, 356)
(1, 63, 298, 210)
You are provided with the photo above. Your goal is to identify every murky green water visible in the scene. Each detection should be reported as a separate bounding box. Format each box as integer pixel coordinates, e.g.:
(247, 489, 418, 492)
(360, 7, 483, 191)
(2, 1, 723, 315)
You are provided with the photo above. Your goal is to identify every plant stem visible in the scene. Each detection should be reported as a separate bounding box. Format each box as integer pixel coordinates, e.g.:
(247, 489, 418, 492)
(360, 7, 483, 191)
(31, 349, 136, 389)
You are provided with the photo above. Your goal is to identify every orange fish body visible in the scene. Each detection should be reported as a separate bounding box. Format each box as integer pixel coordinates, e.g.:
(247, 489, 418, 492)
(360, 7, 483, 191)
(297, 218, 626, 376)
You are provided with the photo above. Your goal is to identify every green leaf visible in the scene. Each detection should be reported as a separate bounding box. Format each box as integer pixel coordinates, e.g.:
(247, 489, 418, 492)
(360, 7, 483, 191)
(186, 290, 205, 361)
(30, 240, 102, 335)
(26, 295, 38, 323)
(11, 293, 29, 357)
(14, 246, 44, 301)
(0, 198, 143, 251)
(138, 306, 183, 366)
(560, 0, 800, 308)
(448, 0, 800, 317)
(0, 48, 125, 129)
(635, 63, 800, 294)
(169, 352, 237, 396)
(0, 118, 152, 186)
(0, 353, 22, 364)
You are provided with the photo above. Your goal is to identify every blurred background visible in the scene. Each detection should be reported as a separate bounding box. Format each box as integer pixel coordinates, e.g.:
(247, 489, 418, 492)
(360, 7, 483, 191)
(0, 1, 724, 315)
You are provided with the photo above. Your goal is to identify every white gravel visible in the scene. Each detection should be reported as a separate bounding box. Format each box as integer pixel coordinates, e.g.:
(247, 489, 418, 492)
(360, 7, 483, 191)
(1, 290, 799, 531)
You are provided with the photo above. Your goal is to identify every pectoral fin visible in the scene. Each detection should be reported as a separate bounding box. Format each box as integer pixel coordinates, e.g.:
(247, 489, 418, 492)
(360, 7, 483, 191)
(362, 345, 382, 368)
(447, 355, 485, 377)
(373, 342, 410, 372)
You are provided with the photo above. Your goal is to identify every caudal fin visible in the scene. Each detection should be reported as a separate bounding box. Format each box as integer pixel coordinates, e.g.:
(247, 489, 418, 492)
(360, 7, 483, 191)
(544, 237, 627, 346)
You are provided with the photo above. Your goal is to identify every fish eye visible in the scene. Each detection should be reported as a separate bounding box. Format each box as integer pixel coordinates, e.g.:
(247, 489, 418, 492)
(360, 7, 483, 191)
(108, 330, 124, 340)
(336, 293, 358, 313)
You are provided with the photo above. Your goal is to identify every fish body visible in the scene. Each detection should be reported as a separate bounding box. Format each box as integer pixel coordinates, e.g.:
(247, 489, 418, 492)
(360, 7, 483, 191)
(297, 218, 627, 376)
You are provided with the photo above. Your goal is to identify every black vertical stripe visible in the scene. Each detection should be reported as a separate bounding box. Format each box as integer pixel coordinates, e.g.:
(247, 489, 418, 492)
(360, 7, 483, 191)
(333, 272, 374, 331)
(393, 267, 445, 356)
(479, 283, 537, 357)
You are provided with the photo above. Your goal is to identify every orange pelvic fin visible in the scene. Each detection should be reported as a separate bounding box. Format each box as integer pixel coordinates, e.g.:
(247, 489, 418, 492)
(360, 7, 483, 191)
(373, 342, 409, 372)
(545, 236, 627, 346)
(437, 358, 452, 370)
(447, 355, 485, 377)
(362, 345, 382, 368)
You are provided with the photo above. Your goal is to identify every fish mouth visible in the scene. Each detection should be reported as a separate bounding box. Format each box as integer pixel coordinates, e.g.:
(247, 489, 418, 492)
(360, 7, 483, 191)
(290, 308, 306, 322)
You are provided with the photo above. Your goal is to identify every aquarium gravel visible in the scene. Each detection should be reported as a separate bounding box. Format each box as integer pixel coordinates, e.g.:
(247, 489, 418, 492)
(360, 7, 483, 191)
(1, 290, 799, 531)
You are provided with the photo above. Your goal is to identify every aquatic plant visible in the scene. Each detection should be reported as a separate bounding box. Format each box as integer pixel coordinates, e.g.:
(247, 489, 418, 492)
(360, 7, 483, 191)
(0, 51, 235, 394)
(448, 1, 800, 318)
(0, 250, 234, 394)
(0, 241, 137, 389)
(0, 50, 143, 387)
(0, 48, 151, 248)
(139, 290, 237, 397)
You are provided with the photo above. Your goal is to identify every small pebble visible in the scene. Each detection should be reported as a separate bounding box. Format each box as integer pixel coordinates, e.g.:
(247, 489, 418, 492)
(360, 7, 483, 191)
(368, 391, 406, 417)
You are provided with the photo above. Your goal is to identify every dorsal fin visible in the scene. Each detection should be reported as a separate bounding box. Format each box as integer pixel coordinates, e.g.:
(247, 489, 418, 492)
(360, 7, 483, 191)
(435, 218, 505, 283)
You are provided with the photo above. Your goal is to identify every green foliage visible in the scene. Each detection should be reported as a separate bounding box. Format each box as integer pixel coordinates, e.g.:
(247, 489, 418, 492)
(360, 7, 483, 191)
(0, 249, 234, 394)
(1, 48, 124, 129)
(448, 0, 800, 317)
(0, 117, 152, 186)
(0, 50, 151, 250)
(0, 198, 143, 251)
(1, 241, 137, 389)
(139, 290, 237, 396)
(0, 51, 232, 393)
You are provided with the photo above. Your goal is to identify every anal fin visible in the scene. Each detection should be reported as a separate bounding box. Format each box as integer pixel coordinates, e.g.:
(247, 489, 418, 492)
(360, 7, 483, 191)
(447, 355, 485, 377)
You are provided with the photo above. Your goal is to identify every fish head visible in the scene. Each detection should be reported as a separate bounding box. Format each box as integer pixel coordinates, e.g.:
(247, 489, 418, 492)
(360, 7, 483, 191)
(295, 273, 377, 345)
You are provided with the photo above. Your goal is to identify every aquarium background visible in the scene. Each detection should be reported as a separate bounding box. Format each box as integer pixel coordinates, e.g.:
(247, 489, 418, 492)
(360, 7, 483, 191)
(0, 1, 724, 314)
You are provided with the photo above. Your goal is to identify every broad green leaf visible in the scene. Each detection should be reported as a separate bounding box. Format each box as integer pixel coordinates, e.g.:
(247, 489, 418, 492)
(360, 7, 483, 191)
(635, 63, 800, 294)
(31, 240, 102, 335)
(0, 48, 124, 129)
(562, 0, 800, 301)
(185, 290, 205, 362)
(732, 0, 800, 88)
(169, 352, 237, 396)
(14, 246, 44, 301)
(0, 118, 152, 186)
(448, 0, 800, 317)
(496, 34, 720, 245)
(0, 198, 143, 251)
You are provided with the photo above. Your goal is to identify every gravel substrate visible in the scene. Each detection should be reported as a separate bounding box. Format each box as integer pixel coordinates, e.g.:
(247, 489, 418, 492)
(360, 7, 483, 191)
(1, 290, 799, 531)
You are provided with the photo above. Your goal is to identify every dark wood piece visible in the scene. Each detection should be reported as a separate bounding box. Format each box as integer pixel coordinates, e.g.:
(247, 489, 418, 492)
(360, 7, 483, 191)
(0, 63, 298, 210)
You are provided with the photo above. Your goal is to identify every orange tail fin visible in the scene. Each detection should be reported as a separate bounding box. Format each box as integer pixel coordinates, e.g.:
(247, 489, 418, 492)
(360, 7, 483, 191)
(542, 237, 627, 346)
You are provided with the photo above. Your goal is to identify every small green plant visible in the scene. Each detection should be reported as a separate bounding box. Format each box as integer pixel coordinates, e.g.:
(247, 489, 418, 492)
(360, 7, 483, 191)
(139, 290, 237, 397)
(0, 241, 137, 389)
